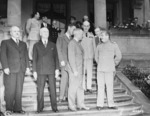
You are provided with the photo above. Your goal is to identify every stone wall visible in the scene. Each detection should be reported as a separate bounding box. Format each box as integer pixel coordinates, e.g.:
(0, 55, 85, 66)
(111, 35, 150, 57)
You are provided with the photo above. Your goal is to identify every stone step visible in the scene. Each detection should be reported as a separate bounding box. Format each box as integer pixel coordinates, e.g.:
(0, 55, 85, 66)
(11, 103, 142, 116)
(22, 85, 125, 96)
(23, 78, 99, 87)
(22, 81, 121, 94)
(21, 95, 133, 108)
(24, 75, 97, 83)
(22, 89, 127, 103)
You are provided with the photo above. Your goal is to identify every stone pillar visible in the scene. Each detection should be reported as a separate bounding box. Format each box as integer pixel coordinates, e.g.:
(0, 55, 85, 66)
(144, 0, 150, 22)
(94, 0, 107, 29)
(118, 0, 122, 24)
(7, 0, 21, 27)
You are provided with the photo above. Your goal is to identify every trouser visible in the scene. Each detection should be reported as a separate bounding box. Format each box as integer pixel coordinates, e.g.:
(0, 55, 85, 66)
(37, 74, 57, 111)
(59, 68, 69, 100)
(68, 72, 85, 109)
(4, 71, 25, 111)
(97, 71, 115, 107)
(83, 59, 93, 90)
(28, 40, 38, 60)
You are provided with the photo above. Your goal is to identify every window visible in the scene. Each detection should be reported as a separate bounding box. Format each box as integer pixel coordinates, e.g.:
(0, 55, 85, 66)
(0, 0, 7, 18)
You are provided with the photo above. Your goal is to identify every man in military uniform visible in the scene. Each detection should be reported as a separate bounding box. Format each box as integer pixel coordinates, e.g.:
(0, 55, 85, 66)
(50, 20, 61, 44)
(81, 21, 95, 93)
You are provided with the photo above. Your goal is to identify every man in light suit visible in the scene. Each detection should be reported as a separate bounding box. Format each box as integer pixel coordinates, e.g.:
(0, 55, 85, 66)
(56, 24, 76, 103)
(1, 26, 30, 114)
(33, 27, 59, 113)
(81, 21, 95, 93)
(68, 28, 89, 111)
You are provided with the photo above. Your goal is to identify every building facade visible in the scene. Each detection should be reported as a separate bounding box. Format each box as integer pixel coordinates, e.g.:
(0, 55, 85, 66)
(0, 0, 150, 30)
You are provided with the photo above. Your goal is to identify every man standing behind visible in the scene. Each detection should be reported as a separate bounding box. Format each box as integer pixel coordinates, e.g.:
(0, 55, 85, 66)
(1, 26, 30, 114)
(33, 27, 59, 113)
(56, 24, 76, 103)
(81, 21, 95, 93)
(68, 28, 89, 111)
(94, 27, 102, 48)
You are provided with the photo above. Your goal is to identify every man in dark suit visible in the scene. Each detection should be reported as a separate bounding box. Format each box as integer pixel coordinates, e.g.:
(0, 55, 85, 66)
(94, 27, 102, 49)
(56, 24, 76, 103)
(33, 27, 59, 113)
(41, 16, 51, 30)
(1, 26, 30, 114)
(50, 20, 61, 44)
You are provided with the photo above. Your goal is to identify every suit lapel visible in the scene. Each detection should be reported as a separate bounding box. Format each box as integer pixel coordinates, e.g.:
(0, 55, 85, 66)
(73, 39, 84, 55)
(64, 34, 70, 44)
(10, 38, 20, 51)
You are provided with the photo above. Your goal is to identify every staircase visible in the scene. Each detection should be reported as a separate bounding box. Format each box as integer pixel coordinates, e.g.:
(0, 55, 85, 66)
(10, 64, 144, 116)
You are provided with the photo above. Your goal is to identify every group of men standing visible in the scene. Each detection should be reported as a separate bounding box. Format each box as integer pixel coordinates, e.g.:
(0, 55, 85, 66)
(0, 16, 122, 115)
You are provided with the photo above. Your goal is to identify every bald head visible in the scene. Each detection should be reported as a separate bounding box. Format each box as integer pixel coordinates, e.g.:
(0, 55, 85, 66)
(40, 27, 49, 39)
(82, 21, 90, 32)
(73, 28, 83, 41)
(10, 26, 20, 39)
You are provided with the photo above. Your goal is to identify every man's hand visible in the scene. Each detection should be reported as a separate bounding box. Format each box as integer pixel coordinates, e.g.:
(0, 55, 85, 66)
(25, 68, 30, 75)
(74, 71, 78, 77)
(55, 69, 60, 79)
(4, 68, 10, 75)
(61, 61, 65, 66)
(33, 72, 38, 81)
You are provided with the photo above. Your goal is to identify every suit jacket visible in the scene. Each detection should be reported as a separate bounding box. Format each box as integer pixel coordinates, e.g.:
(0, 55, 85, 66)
(56, 34, 71, 68)
(33, 40, 59, 74)
(95, 36, 101, 47)
(41, 23, 51, 30)
(68, 39, 84, 75)
(1, 38, 29, 73)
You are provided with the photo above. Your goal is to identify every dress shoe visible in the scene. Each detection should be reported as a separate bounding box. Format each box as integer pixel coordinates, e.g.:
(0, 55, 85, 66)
(68, 108, 77, 112)
(97, 106, 104, 110)
(108, 106, 118, 110)
(63, 97, 68, 101)
(77, 106, 90, 110)
(5, 110, 13, 115)
(58, 99, 63, 103)
(86, 89, 93, 93)
(36, 110, 43, 113)
(13, 110, 26, 114)
(53, 109, 59, 112)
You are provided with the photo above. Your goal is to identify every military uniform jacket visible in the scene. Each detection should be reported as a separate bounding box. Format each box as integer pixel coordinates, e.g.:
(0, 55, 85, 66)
(95, 41, 122, 72)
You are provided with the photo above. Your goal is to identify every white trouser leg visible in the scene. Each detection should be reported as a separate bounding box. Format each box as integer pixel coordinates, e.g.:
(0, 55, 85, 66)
(105, 72, 115, 107)
(97, 72, 105, 107)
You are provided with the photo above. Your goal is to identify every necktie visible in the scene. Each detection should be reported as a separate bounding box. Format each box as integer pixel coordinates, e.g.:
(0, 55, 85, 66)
(44, 41, 47, 47)
(16, 39, 19, 45)
(86, 33, 88, 37)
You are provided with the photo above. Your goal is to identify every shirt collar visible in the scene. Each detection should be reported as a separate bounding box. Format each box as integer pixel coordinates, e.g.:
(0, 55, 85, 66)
(65, 32, 70, 39)
(42, 39, 48, 44)
(12, 37, 18, 43)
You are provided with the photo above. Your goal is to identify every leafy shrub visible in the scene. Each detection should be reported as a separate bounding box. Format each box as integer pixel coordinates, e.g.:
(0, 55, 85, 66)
(122, 65, 150, 99)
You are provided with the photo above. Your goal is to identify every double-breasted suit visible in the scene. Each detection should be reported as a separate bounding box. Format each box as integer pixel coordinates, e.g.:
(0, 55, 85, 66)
(56, 34, 71, 101)
(1, 38, 29, 111)
(33, 40, 59, 112)
(68, 39, 85, 109)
